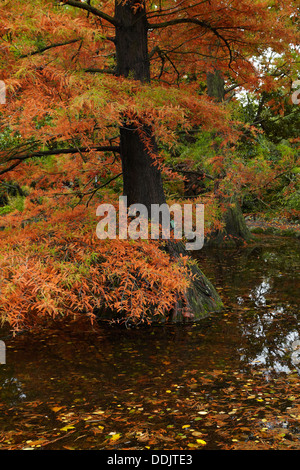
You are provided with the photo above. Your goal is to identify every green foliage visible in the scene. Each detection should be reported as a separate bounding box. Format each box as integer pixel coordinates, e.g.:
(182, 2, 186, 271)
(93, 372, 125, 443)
(0, 195, 25, 213)
(283, 191, 300, 211)
(0, 205, 13, 215)
(177, 130, 220, 165)
(0, 127, 22, 150)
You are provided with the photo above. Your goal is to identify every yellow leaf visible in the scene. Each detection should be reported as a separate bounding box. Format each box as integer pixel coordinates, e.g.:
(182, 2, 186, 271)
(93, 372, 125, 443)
(83, 415, 94, 421)
(26, 439, 47, 447)
(110, 433, 121, 441)
(60, 425, 75, 432)
(196, 439, 207, 445)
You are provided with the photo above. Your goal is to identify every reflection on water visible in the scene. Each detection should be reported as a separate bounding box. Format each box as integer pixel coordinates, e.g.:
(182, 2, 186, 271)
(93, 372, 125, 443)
(0, 373, 26, 404)
(196, 237, 300, 377)
(249, 277, 272, 306)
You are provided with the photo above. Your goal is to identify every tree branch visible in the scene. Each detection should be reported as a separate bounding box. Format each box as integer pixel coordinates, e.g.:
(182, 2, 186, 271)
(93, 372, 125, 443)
(14, 145, 120, 160)
(224, 83, 241, 95)
(0, 145, 121, 175)
(149, 17, 233, 66)
(0, 160, 23, 176)
(19, 39, 82, 58)
(63, 0, 121, 27)
(85, 172, 123, 206)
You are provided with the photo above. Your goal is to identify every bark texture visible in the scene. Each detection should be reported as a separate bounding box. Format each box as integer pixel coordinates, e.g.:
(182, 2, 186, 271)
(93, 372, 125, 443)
(206, 196, 252, 246)
(115, 0, 150, 82)
(120, 124, 166, 211)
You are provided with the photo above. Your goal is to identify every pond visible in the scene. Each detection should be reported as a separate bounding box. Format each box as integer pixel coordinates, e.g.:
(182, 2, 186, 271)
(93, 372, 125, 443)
(0, 235, 299, 450)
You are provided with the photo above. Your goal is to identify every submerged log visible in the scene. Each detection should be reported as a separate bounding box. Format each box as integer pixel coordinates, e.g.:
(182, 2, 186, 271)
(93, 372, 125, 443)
(165, 240, 223, 323)
(206, 196, 252, 246)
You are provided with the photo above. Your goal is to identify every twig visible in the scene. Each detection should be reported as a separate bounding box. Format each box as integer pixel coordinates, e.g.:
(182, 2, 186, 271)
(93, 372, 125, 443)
(19, 39, 81, 58)
(41, 430, 77, 448)
(85, 172, 122, 206)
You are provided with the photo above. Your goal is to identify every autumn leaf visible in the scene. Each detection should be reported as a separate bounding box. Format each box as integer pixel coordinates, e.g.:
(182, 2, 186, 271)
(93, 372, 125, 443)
(196, 439, 207, 446)
(60, 425, 76, 432)
(51, 406, 64, 413)
(109, 433, 121, 441)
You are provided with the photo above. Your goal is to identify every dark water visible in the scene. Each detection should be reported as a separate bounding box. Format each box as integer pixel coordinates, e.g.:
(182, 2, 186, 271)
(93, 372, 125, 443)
(0, 236, 299, 450)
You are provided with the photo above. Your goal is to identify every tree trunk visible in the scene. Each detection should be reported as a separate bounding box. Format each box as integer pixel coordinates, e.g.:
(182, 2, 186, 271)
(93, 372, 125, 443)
(206, 195, 252, 246)
(120, 124, 166, 211)
(206, 69, 225, 103)
(115, 0, 150, 82)
(98, 0, 223, 323)
(115, 0, 166, 210)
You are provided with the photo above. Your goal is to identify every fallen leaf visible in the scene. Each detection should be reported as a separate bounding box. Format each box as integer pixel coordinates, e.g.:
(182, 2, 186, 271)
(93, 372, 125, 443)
(60, 425, 76, 432)
(192, 431, 204, 437)
(110, 433, 121, 441)
(93, 410, 105, 415)
(51, 406, 63, 413)
(196, 439, 207, 445)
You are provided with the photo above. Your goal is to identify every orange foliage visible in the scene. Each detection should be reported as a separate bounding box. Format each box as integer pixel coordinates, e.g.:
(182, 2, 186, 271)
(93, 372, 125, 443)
(0, 204, 191, 332)
(0, 0, 299, 332)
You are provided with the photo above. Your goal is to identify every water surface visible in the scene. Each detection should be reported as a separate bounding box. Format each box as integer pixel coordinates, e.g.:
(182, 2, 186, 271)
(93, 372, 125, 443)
(0, 236, 299, 450)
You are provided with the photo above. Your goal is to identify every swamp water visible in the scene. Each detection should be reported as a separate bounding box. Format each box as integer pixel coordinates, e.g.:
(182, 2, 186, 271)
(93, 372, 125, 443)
(0, 235, 299, 450)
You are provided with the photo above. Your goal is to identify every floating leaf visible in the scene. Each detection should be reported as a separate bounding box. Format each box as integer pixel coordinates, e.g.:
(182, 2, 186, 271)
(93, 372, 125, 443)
(110, 433, 121, 441)
(192, 431, 204, 438)
(60, 425, 75, 432)
(51, 406, 63, 413)
(196, 439, 207, 445)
